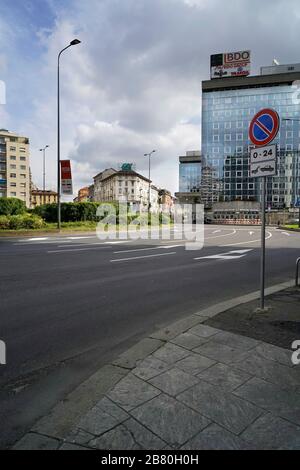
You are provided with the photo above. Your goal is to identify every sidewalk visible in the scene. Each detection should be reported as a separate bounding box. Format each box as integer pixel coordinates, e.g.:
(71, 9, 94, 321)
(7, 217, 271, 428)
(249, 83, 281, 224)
(14, 283, 300, 450)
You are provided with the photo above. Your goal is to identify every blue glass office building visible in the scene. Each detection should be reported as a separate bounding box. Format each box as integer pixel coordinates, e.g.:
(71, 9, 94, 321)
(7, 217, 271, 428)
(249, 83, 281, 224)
(201, 67, 300, 209)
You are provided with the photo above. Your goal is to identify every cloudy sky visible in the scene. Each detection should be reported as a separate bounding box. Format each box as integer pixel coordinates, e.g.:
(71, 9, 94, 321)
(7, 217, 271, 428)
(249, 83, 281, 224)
(1, 0, 300, 197)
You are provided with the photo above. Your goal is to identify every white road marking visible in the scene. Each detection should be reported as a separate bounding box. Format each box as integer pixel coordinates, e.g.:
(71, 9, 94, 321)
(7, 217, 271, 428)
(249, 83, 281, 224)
(111, 252, 176, 262)
(212, 230, 221, 234)
(221, 231, 272, 247)
(19, 237, 50, 242)
(48, 246, 111, 253)
(114, 245, 182, 254)
(206, 229, 237, 240)
(281, 232, 291, 236)
(194, 249, 252, 261)
(249, 231, 255, 236)
(66, 236, 95, 240)
(104, 240, 132, 245)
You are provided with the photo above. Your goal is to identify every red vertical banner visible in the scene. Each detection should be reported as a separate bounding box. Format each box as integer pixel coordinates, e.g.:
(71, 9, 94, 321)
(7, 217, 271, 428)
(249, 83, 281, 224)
(60, 160, 73, 195)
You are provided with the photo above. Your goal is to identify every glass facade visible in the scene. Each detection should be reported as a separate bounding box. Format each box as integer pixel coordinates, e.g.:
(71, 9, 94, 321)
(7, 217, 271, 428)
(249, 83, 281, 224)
(179, 161, 201, 193)
(202, 82, 300, 209)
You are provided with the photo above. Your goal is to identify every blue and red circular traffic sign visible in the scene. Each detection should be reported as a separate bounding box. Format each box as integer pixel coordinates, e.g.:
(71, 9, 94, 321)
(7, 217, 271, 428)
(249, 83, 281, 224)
(249, 108, 280, 146)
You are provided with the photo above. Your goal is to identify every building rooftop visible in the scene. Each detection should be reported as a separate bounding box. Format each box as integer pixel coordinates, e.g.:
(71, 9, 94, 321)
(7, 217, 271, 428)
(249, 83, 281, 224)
(202, 70, 300, 92)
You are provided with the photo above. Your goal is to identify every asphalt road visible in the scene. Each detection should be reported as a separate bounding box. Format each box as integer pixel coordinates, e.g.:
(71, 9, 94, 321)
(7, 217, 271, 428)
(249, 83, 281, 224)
(0, 225, 299, 448)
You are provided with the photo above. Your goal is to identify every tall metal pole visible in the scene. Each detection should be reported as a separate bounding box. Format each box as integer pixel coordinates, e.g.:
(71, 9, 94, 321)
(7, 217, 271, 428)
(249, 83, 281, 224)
(57, 40, 81, 230)
(57, 51, 62, 230)
(144, 150, 156, 213)
(148, 153, 151, 212)
(260, 176, 266, 310)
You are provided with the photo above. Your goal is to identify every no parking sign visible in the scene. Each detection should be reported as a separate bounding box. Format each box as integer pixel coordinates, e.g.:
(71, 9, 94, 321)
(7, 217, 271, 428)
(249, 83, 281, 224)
(249, 109, 280, 147)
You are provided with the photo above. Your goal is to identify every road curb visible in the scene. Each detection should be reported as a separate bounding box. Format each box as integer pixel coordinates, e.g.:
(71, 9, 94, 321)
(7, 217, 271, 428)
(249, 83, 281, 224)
(12, 278, 295, 449)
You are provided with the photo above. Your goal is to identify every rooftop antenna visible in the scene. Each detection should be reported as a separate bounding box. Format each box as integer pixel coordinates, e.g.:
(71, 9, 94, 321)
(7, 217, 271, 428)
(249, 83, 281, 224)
(273, 58, 280, 66)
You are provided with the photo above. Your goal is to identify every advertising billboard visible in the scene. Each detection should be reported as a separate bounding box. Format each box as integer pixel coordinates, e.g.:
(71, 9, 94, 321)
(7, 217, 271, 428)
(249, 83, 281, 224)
(60, 160, 73, 195)
(210, 50, 251, 79)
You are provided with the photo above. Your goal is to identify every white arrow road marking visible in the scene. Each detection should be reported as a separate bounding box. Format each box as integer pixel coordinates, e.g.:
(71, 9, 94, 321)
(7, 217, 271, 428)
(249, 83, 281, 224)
(194, 249, 252, 261)
(281, 232, 291, 236)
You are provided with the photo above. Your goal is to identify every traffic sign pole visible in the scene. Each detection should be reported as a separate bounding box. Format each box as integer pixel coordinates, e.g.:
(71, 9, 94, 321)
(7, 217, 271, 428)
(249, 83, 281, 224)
(249, 108, 280, 312)
(260, 177, 266, 310)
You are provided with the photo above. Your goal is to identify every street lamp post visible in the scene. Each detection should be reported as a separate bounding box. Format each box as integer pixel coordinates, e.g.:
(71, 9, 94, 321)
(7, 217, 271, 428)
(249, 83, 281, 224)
(57, 39, 81, 230)
(283, 118, 300, 228)
(144, 150, 156, 213)
(39, 145, 49, 205)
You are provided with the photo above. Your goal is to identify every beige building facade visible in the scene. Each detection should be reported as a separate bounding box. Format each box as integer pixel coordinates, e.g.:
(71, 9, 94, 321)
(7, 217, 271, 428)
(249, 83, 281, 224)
(93, 168, 160, 212)
(30, 190, 58, 208)
(0, 129, 30, 207)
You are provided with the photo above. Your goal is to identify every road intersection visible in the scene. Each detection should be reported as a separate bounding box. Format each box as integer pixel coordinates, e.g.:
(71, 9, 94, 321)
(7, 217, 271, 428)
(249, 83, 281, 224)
(0, 225, 299, 448)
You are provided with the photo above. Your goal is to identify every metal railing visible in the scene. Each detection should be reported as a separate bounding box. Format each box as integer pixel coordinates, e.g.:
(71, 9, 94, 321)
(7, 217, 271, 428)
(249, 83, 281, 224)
(296, 258, 300, 287)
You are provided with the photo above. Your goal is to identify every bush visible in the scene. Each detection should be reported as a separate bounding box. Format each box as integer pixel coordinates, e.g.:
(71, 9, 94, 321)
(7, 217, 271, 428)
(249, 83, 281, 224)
(0, 214, 46, 230)
(0, 215, 10, 229)
(0, 198, 26, 216)
(33, 202, 105, 223)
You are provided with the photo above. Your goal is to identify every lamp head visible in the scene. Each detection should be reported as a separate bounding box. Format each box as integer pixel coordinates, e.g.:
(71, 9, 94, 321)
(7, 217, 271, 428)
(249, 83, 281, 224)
(70, 39, 81, 46)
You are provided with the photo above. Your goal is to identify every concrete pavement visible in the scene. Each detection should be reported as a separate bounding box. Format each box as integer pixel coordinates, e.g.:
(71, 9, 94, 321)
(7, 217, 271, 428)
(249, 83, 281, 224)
(13, 283, 300, 450)
(1, 225, 300, 448)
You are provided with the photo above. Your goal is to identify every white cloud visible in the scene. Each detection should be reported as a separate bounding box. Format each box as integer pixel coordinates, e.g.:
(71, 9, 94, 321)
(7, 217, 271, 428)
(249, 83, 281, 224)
(2, 0, 300, 197)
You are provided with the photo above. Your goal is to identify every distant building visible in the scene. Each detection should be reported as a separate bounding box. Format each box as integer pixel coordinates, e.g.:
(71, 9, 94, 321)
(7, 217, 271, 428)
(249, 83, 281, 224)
(93, 167, 161, 212)
(175, 151, 202, 205)
(77, 186, 90, 202)
(30, 189, 58, 208)
(0, 129, 30, 207)
(202, 62, 300, 209)
(159, 189, 175, 213)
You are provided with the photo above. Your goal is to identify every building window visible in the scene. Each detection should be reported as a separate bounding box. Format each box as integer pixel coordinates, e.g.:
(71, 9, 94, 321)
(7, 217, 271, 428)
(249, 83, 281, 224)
(10, 173, 16, 178)
(20, 156, 26, 161)
(10, 164, 16, 169)
(10, 156, 16, 160)
(20, 183, 26, 188)
(224, 134, 231, 141)
(213, 135, 219, 142)
(236, 133, 243, 141)
(213, 123, 219, 130)
(225, 122, 231, 129)
(10, 192, 16, 196)
(224, 146, 231, 154)
(20, 173, 26, 178)
(20, 165, 26, 170)
(286, 131, 293, 139)
(236, 122, 243, 129)
(10, 182, 16, 187)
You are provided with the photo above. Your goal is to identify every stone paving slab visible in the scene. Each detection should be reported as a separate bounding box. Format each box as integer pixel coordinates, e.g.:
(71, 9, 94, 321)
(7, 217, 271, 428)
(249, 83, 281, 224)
(253, 342, 296, 368)
(211, 330, 261, 351)
(89, 418, 166, 450)
(14, 433, 60, 450)
(233, 377, 300, 426)
(170, 332, 209, 350)
(233, 351, 300, 391)
(130, 394, 210, 447)
(107, 374, 161, 412)
(197, 363, 251, 392)
(77, 397, 129, 436)
(152, 343, 190, 364)
(194, 340, 250, 365)
(148, 367, 199, 396)
(132, 355, 172, 381)
(175, 353, 216, 376)
(177, 380, 263, 435)
(240, 413, 300, 450)
(181, 423, 255, 450)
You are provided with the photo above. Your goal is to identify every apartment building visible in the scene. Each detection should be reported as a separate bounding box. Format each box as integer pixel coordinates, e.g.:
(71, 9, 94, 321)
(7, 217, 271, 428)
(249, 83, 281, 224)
(0, 129, 30, 207)
(93, 167, 160, 212)
(30, 189, 58, 208)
